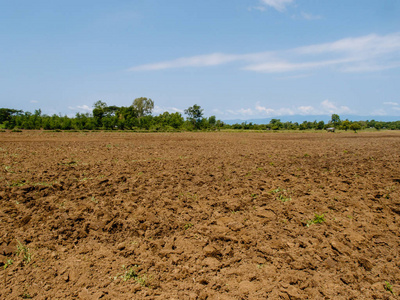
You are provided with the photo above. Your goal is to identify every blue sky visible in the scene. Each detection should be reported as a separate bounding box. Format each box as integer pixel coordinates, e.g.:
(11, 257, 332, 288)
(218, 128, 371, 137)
(1, 0, 400, 120)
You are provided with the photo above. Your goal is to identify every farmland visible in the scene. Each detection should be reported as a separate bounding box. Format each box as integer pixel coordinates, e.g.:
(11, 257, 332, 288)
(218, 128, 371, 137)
(1, 130, 400, 299)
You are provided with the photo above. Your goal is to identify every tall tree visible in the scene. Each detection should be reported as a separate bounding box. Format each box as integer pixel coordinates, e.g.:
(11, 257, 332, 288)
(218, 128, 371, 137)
(184, 104, 204, 129)
(132, 97, 154, 118)
(93, 100, 108, 128)
(331, 114, 341, 127)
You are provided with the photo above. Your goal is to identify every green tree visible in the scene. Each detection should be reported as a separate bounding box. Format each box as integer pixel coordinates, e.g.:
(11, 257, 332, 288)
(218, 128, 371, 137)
(269, 119, 283, 130)
(341, 120, 351, 131)
(316, 120, 325, 130)
(184, 104, 204, 129)
(93, 100, 107, 128)
(331, 114, 341, 127)
(208, 115, 216, 127)
(374, 122, 383, 130)
(131, 97, 154, 125)
(350, 122, 361, 132)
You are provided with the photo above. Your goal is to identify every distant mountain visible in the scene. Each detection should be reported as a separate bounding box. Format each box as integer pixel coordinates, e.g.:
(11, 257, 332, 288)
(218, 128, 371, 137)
(222, 115, 400, 125)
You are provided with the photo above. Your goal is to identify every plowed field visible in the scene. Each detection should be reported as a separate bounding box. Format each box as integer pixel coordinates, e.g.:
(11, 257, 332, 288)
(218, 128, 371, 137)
(1, 130, 400, 299)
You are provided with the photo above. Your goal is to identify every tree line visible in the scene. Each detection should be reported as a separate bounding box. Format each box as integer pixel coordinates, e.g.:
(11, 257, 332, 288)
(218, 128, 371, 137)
(1, 101, 400, 131)
(224, 113, 400, 131)
(0, 98, 222, 131)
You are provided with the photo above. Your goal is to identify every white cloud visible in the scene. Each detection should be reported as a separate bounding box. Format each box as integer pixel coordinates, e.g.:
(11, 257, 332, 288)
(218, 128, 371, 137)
(320, 99, 351, 114)
(30, 100, 38, 103)
(216, 99, 353, 120)
(238, 108, 254, 115)
(298, 106, 315, 115)
(320, 99, 336, 111)
(384, 102, 399, 106)
(300, 12, 322, 20)
(129, 53, 241, 71)
(130, 32, 400, 74)
(371, 109, 388, 116)
(243, 57, 353, 73)
(260, 0, 294, 12)
(153, 105, 184, 115)
(255, 103, 275, 114)
(78, 105, 91, 111)
(68, 105, 92, 112)
(248, 6, 266, 12)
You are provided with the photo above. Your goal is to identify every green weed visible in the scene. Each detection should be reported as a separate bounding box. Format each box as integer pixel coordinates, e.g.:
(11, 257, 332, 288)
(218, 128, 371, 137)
(270, 187, 291, 202)
(277, 194, 291, 202)
(306, 213, 326, 227)
(119, 265, 153, 287)
(270, 187, 283, 194)
(135, 274, 152, 287)
(4, 165, 13, 173)
(21, 292, 32, 299)
(121, 266, 138, 282)
(183, 223, 194, 230)
(3, 258, 13, 270)
(9, 180, 27, 187)
(16, 241, 33, 265)
(385, 281, 396, 295)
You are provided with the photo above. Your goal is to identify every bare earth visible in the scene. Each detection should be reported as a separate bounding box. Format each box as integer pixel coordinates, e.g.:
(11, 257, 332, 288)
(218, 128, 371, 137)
(1, 131, 400, 299)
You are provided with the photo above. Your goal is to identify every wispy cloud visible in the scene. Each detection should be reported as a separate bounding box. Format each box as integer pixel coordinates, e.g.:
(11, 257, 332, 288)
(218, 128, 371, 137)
(130, 33, 400, 74)
(129, 53, 242, 71)
(30, 100, 38, 103)
(300, 12, 322, 20)
(259, 0, 294, 12)
(153, 105, 184, 114)
(219, 100, 352, 119)
(68, 105, 92, 112)
(248, 6, 266, 12)
(383, 101, 399, 106)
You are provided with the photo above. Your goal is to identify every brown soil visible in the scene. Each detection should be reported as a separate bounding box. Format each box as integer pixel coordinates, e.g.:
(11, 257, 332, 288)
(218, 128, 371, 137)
(1, 130, 400, 299)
